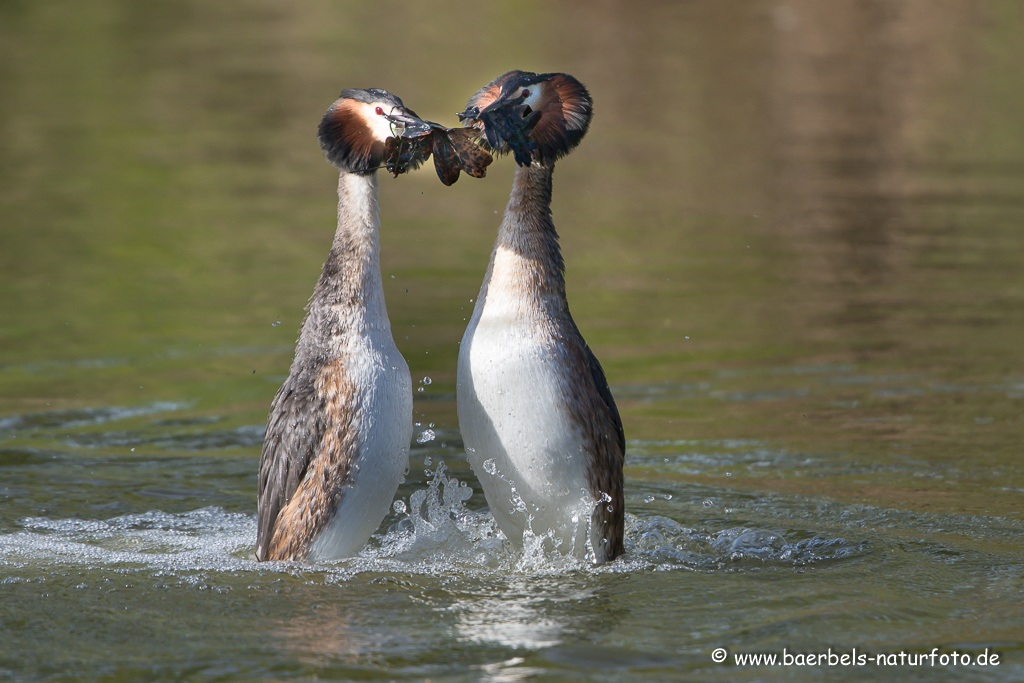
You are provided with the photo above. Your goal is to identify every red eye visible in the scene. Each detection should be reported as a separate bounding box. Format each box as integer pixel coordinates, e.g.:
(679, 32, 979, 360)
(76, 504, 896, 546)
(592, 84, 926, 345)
(375, 106, 384, 115)
(521, 89, 530, 98)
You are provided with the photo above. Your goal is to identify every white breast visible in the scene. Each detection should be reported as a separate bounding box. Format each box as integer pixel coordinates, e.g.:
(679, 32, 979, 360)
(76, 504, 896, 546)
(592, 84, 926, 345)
(457, 282, 598, 559)
(308, 328, 412, 561)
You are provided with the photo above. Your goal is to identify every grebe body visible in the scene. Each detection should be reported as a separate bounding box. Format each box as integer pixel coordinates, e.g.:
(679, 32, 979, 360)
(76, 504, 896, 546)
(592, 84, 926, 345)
(457, 72, 625, 564)
(256, 89, 427, 562)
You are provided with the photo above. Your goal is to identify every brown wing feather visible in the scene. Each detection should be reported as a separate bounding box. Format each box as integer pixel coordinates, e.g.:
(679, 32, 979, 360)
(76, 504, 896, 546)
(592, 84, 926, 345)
(257, 358, 360, 561)
(256, 372, 326, 561)
(585, 343, 625, 455)
(581, 342, 626, 562)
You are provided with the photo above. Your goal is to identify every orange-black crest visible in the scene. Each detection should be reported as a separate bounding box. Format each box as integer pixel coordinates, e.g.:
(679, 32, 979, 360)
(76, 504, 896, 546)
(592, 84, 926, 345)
(459, 71, 593, 166)
(318, 88, 416, 175)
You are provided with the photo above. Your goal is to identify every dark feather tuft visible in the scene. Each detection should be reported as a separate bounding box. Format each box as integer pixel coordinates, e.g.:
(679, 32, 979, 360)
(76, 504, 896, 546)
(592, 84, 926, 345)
(460, 71, 593, 166)
(317, 88, 407, 174)
(318, 101, 383, 174)
(531, 73, 593, 164)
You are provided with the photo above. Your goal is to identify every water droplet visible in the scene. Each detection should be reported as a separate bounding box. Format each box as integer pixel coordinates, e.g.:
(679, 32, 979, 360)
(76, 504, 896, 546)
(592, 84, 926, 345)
(482, 459, 497, 475)
(416, 429, 435, 444)
(703, 499, 713, 508)
(424, 455, 432, 467)
(663, 494, 673, 501)
(420, 376, 432, 386)
(393, 499, 406, 514)
(643, 495, 655, 503)
(417, 387, 424, 393)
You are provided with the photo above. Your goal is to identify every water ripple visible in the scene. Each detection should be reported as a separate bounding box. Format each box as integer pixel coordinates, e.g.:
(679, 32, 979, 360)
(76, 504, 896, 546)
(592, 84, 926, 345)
(1, 463, 865, 581)
(0, 402, 188, 434)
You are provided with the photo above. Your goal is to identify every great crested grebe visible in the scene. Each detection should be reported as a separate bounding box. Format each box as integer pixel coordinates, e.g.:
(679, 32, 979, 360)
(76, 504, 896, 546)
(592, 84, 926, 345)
(256, 88, 428, 562)
(456, 71, 625, 564)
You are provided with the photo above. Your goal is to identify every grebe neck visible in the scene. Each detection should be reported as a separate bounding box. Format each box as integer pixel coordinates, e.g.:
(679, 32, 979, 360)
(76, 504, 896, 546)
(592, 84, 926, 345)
(482, 162, 568, 316)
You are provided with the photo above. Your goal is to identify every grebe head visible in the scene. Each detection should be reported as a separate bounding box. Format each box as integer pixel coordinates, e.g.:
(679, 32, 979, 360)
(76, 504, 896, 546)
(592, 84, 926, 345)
(459, 71, 593, 167)
(318, 88, 430, 175)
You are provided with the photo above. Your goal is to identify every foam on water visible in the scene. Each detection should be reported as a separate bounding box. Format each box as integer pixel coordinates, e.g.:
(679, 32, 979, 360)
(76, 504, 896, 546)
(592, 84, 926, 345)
(1, 507, 256, 575)
(0, 461, 866, 582)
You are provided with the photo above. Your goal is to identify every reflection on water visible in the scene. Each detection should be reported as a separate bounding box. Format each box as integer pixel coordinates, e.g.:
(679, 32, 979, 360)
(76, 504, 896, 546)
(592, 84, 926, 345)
(451, 582, 577, 650)
(273, 601, 388, 667)
(2, 0, 1024, 680)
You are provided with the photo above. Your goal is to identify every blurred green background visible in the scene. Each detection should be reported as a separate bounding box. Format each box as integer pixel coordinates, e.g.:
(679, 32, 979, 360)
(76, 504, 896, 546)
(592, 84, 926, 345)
(3, 0, 1022, 518)
(3, 2, 1024, 680)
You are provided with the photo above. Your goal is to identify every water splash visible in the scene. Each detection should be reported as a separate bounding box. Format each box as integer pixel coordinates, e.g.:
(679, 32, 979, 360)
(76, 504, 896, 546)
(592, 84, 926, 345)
(374, 461, 502, 568)
(0, 465, 866, 580)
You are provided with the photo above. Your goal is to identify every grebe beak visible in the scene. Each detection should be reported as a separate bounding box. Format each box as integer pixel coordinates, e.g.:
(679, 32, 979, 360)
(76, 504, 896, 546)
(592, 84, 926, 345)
(459, 96, 541, 167)
(384, 109, 433, 138)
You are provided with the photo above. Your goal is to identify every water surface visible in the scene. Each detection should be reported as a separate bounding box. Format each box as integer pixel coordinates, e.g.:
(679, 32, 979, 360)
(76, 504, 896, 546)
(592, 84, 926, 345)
(2, 1, 1024, 681)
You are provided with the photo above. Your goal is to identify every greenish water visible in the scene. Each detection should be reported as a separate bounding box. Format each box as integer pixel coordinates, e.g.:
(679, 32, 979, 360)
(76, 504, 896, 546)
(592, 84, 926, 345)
(2, 1, 1024, 681)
